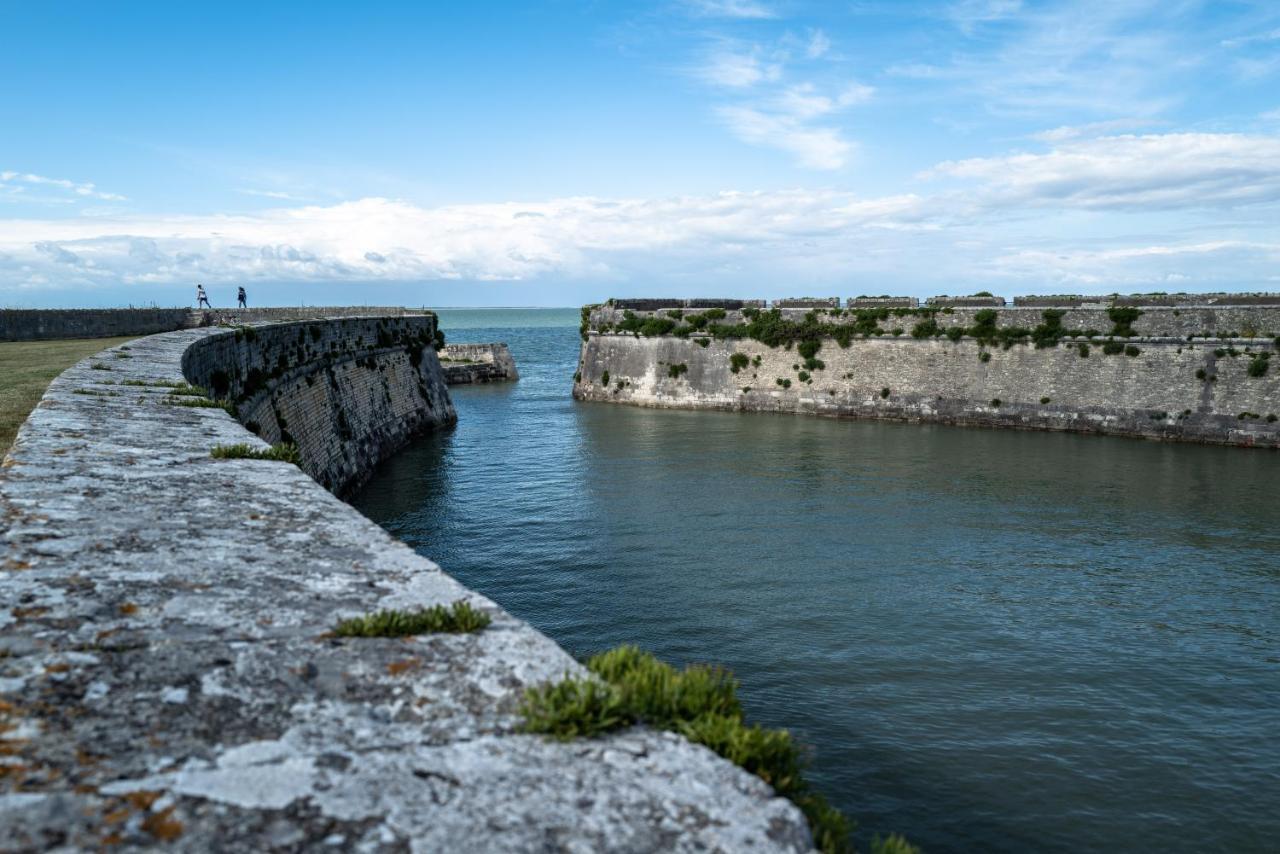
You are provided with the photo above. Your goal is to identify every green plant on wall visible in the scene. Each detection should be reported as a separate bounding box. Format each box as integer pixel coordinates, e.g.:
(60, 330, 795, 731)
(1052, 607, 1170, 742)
(517, 646, 906, 854)
(729, 352, 750, 373)
(1106, 306, 1142, 337)
(668, 363, 688, 379)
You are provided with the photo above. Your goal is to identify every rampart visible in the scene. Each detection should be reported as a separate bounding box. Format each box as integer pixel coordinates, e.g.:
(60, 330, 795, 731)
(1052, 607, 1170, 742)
(575, 297, 1280, 448)
(438, 343, 520, 385)
(0, 306, 424, 342)
(0, 320, 811, 850)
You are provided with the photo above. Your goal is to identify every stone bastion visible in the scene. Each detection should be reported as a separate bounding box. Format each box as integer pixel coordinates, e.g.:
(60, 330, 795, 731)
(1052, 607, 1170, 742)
(0, 317, 812, 851)
(576, 299, 1280, 448)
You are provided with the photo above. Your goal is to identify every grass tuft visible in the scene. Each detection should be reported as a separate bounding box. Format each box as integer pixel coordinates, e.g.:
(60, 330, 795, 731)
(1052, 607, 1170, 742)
(519, 645, 895, 854)
(210, 442, 301, 465)
(334, 600, 491, 637)
(163, 397, 235, 413)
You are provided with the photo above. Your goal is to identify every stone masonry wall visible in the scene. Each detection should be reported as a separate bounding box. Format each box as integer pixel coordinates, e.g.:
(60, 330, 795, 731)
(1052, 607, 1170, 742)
(439, 343, 520, 385)
(575, 329, 1280, 448)
(587, 303, 1280, 341)
(0, 323, 812, 851)
(0, 306, 425, 342)
(181, 316, 455, 496)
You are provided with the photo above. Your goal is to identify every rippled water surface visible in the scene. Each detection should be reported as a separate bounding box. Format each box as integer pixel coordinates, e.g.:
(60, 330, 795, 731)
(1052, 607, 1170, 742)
(352, 308, 1280, 853)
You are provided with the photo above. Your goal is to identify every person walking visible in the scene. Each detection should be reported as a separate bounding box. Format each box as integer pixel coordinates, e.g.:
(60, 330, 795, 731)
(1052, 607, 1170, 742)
(196, 283, 211, 309)
(237, 286, 247, 309)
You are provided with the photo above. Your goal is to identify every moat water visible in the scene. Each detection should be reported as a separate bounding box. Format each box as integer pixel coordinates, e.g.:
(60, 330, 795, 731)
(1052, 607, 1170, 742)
(352, 308, 1280, 853)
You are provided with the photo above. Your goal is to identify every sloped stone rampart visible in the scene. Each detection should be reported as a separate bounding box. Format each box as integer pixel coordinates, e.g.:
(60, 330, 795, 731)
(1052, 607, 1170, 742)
(575, 328, 1280, 448)
(0, 322, 812, 851)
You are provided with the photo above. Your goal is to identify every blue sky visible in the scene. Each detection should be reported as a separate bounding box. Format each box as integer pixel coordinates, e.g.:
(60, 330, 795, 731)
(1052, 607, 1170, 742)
(2, 0, 1279, 307)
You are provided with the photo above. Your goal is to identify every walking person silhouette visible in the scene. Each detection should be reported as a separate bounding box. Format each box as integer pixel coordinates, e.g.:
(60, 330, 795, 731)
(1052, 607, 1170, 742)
(237, 286, 247, 309)
(196, 283, 212, 309)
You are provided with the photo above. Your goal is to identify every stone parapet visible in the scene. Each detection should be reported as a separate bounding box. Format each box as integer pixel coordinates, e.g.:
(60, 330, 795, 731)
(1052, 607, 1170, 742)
(0, 306, 428, 342)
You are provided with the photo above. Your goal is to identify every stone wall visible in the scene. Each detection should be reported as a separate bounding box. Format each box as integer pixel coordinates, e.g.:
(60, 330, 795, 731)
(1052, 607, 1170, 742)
(0, 308, 194, 341)
(0, 322, 811, 851)
(439, 343, 519, 385)
(575, 324, 1280, 448)
(0, 306, 425, 341)
(586, 302, 1280, 341)
(181, 316, 455, 496)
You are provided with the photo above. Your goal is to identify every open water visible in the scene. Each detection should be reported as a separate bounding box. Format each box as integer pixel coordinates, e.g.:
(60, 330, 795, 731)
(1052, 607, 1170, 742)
(352, 308, 1280, 852)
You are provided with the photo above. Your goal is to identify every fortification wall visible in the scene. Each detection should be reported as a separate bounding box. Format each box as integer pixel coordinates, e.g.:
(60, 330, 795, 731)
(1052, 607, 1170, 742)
(0, 322, 809, 850)
(0, 306, 425, 341)
(0, 307, 194, 341)
(180, 316, 454, 495)
(575, 326, 1280, 448)
(438, 343, 519, 385)
(587, 303, 1280, 341)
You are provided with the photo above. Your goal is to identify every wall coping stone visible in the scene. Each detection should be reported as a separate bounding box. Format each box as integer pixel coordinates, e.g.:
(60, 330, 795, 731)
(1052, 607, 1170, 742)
(0, 324, 811, 851)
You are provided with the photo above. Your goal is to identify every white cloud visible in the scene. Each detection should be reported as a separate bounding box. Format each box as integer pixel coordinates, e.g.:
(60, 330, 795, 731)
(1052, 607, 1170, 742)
(949, 0, 1023, 34)
(890, 1, 1197, 117)
(0, 171, 127, 202)
(236, 188, 300, 200)
(697, 48, 782, 88)
(989, 241, 1280, 287)
(924, 132, 1280, 210)
(683, 0, 776, 19)
(1220, 28, 1280, 49)
(1032, 118, 1159, 143)
(716, 106, 852, 169)
(806, 29, 831, 59)
(5, 132, 1280, 295)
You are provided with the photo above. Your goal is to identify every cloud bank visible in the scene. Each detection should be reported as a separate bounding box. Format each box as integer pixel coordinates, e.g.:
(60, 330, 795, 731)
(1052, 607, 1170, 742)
(3, 131, 1278, 296)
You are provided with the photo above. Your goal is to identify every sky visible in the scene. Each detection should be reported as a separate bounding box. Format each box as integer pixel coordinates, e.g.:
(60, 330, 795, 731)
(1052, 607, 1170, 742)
(2, 0, 1279, 308)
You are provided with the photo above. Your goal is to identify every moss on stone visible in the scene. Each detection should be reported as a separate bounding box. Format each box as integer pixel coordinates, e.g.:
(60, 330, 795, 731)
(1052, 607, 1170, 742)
(210, 442, 301, 465)
(334, 600, 491, 637)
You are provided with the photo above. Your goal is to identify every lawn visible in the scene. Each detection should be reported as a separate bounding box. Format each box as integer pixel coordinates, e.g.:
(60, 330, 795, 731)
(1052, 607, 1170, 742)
(0, 336, 137, 454)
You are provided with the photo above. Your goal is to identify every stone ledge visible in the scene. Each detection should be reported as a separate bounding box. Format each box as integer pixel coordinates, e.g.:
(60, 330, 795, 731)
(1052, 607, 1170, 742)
(0, 323, 811, 851)
(439, 343, 519, 385)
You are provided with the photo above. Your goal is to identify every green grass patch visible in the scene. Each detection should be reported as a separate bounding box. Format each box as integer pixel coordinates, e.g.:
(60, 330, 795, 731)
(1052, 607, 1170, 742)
(210, 442, 301, 465)
(0, 336, 137, 454)
(334, 600, 491, 637)
(163, 396, 234, 412)
(667, 363, 688, 379)
(520, 646, 888, 854)
(729, 352, 750, 373)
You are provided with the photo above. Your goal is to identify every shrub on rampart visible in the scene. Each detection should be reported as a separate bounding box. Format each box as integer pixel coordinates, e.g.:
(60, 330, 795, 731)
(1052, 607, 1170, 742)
(519, 646, 905, 854)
